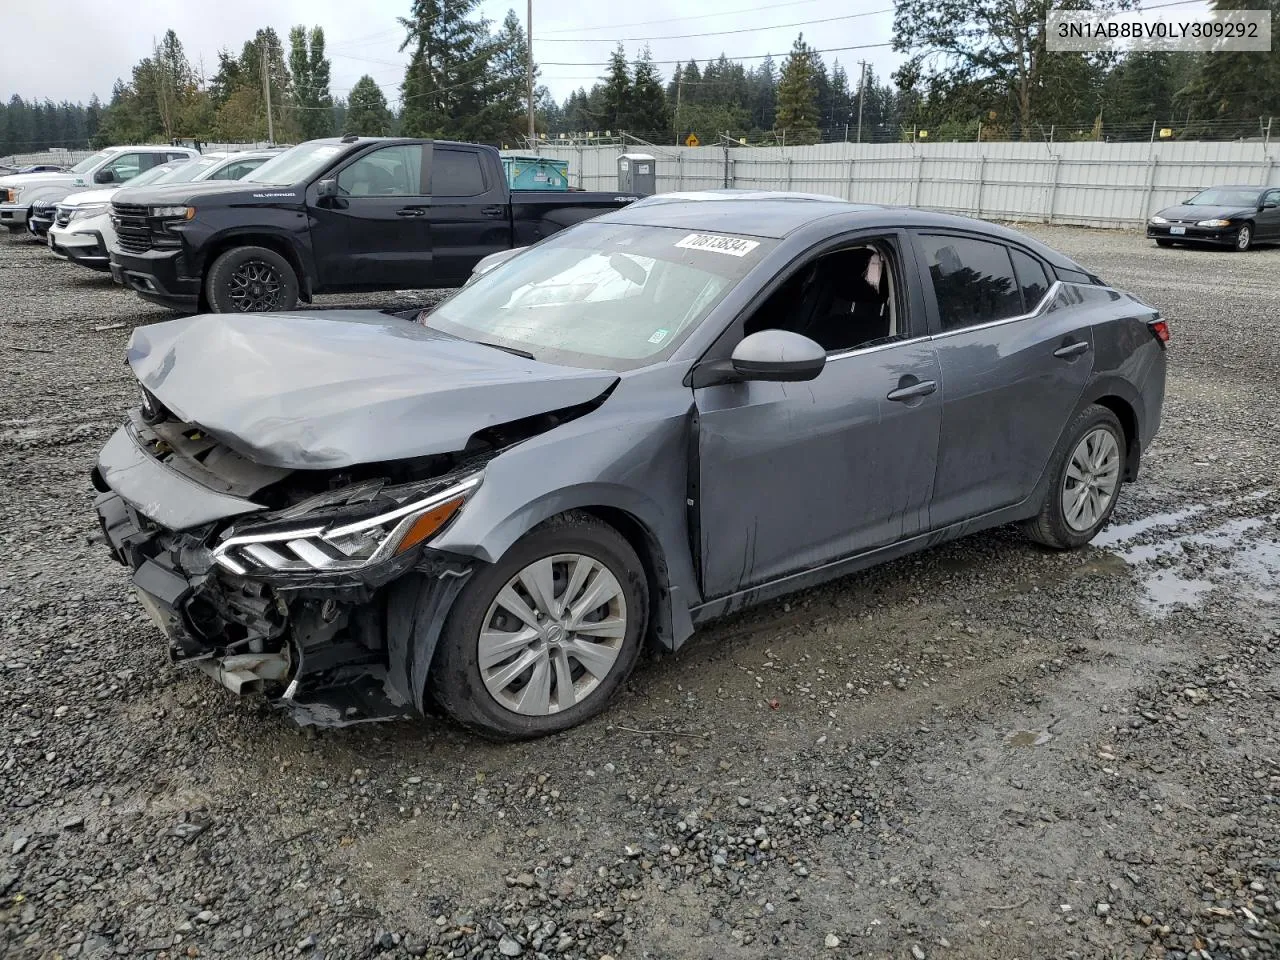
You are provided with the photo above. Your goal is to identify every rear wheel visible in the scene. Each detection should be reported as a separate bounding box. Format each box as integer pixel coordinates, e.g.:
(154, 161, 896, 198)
(429, 513, 648, 740)
(206, 245, 299, 313)
(1023, 404, 1125, 550)
(1155, 239, 1174, 248)
(1234, 223, 1253, 251)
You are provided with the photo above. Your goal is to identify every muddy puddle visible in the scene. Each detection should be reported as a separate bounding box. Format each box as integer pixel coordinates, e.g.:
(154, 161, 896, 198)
(1099, 493, 1279, 617)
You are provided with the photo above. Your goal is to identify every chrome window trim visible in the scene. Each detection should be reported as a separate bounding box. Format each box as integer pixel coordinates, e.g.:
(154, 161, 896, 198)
(826, 335, 932, 362)
(929, 279, 1065, 340)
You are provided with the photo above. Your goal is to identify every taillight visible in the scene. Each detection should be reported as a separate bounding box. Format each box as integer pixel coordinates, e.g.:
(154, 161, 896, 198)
(1148, 318, 1170, 344)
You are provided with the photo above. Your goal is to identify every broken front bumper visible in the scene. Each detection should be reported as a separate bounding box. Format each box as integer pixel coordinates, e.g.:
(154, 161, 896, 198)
(93, 420, 474, 724)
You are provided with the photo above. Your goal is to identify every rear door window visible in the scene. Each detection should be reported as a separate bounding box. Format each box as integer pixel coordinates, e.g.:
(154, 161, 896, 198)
(917, 234, 1022, 332)
(1009, 248, 1051, 311)
(431, 149, 487, 197)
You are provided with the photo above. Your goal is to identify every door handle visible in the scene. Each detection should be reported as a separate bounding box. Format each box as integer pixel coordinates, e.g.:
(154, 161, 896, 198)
(481, 205, 504, 217)
(1053, 340, 1090, 360)
(886, 378, 938, 402)
(396, 207, 426, 217)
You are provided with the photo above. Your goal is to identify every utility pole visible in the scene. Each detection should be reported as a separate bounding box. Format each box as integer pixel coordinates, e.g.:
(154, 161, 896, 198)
(674, 74, 683, 143)
(855, 60, 868, 144)
(527, 0, 536, 144)
(261, 40, 275, 145)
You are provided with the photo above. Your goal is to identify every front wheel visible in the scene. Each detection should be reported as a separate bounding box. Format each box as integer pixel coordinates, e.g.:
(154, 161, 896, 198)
(429, 513, 648, 740)
(206, 245, 299, 313)
(1234, 224, 1253, 251)
(1022, 405, 1125, 550)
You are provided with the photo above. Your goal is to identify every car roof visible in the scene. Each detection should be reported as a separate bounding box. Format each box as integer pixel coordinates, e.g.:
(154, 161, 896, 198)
(594, 197, 1090, 273)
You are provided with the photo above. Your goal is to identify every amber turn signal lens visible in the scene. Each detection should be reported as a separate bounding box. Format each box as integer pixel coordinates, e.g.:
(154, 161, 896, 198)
(394, 498, 466, 554)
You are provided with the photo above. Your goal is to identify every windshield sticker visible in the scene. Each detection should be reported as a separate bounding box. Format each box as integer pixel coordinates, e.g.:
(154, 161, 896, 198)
(648, 328, 670, 344)
(675, 233, 761, 257)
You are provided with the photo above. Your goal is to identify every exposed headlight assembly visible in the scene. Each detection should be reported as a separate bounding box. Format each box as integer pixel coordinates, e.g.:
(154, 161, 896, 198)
(150, 205, 195, 219)
(1148, 215, 1168, 224)
(1195, 218, 1232, 228)
(213, 473, 481, 577)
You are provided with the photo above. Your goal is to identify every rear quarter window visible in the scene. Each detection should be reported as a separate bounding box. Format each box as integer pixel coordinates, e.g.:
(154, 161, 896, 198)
(1009, 248, 1051, 311)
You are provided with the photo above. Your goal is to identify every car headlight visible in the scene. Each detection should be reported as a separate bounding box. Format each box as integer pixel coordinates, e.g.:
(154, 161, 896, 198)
(1148, 215, 1168, 224)
(68, 203, 108, 221)
(211, 473, 481, 576)
(150, 205, 195, 219)
(1196, 218, 1231, 228)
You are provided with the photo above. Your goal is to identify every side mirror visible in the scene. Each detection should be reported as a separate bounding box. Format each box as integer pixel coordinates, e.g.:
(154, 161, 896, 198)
(730, 329, 826, 382)
(93, 168, 115, 184)
(1263, 201, 1277, 209)
(316, 178, 339, 199)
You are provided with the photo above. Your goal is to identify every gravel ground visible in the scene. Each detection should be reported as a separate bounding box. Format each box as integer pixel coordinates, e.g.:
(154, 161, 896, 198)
(1, 226, 1277, 960)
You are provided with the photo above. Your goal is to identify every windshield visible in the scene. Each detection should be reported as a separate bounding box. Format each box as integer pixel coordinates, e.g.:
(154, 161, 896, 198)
(126, 163, 185, 188)
(70, 151, 111, 174)
(158, 156, 223, 184)
(1187, 188, 1260, 207)
(242, 142, 344, 185)
(424, 221, 774, 371)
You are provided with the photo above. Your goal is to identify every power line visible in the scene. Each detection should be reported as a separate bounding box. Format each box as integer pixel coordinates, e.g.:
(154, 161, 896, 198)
(540, 40, 894, 67)
(540, 0, 836, 35)
(536, 8, 893, 43)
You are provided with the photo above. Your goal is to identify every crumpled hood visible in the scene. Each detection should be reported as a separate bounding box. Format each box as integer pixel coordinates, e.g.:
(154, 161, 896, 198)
(126, 311, 619, 470)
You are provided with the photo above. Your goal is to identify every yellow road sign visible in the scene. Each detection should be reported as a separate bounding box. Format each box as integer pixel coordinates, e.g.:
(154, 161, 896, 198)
(685, 133, 700, 147)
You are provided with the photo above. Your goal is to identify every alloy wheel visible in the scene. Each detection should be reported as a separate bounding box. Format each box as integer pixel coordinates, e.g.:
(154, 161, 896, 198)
(227, 259, 284, 312)
(1236, 225, 1252, 251)
(1062, 426, 1121, 532)
(478, 553, 627, 716)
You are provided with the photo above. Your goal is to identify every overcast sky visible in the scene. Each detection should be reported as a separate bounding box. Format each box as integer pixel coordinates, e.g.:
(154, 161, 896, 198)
(0, 0, 901, 109)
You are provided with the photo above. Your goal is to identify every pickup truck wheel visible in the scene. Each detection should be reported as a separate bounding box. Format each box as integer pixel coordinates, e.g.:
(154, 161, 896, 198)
(429, 513, 648, 740)
(206, 246, 299, 313)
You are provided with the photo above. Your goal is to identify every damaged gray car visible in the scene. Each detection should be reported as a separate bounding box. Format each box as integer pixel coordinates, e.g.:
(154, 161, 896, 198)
(93, 199, 1168, 739)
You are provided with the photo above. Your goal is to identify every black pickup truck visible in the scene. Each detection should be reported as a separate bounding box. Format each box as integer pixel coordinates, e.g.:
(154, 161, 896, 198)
(107, 137, 642, 312)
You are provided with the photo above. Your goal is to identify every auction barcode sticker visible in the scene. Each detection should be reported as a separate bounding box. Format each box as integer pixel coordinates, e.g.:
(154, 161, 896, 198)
(675, 233, 761, 257)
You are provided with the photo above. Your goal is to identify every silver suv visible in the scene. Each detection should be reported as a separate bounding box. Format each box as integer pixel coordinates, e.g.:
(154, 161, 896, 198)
(0, 145, 198, 236)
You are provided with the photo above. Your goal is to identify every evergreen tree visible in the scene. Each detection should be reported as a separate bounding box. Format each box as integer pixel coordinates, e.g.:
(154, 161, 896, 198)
(1179, 0, 1280, 132)
(776, 34, 821, 144)
(290, 26, 334, 140)
(345, 75, 393, 136)
(749, 57, 778, 133)
(398, 0, 496, 140)
(599, 45, 631, 131)
(482, 9, 536, 143)
(627, 46, 671, 138)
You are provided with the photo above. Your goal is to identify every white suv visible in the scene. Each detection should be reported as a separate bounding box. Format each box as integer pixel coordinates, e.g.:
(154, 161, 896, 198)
(0, 145, 198, 236)
(47, 150, 280, 271)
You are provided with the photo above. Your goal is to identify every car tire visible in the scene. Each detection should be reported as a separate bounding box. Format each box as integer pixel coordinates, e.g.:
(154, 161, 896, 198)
(429, 512, 648, 740)
(1155, 239, 1174, 248)
(1234, 223, 1253, 252)
(206, 245, 299, 313)
(1022, 404, 1126, 550)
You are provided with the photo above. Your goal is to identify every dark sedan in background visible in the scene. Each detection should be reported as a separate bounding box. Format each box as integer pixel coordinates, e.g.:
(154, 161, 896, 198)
(93, 199, 1168, 740)
(1147, 184, 1280, 250)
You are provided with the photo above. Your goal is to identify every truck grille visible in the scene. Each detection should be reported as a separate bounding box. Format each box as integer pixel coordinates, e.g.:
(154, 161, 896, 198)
(30, 200, 56, 220)
(111, 202, 153, 254)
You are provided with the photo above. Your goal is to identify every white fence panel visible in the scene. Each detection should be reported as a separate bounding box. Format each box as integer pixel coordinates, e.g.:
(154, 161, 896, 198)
(508, 139, 1280, 228)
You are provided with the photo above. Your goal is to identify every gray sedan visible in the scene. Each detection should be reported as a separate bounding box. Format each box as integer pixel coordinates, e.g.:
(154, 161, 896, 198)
(92, 199, 1168, 739)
